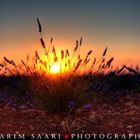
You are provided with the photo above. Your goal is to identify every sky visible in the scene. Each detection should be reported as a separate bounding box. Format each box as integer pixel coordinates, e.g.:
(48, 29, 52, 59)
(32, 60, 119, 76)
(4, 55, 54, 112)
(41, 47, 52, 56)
(0, 0, 140, 68)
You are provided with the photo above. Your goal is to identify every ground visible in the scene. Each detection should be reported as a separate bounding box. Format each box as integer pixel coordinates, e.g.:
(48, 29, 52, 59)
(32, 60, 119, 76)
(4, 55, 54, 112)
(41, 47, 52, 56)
(0, 93, 140, 136)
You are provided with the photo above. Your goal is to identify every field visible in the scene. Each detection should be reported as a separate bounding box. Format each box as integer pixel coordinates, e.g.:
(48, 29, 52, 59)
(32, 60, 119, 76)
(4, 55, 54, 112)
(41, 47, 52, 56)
(0, 18, 140, 136)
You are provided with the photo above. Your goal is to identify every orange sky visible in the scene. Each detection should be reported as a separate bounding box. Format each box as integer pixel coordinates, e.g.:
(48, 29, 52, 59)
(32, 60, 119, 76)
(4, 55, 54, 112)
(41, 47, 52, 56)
(0, 32, 139, 69)
(0, 0, 140, 69)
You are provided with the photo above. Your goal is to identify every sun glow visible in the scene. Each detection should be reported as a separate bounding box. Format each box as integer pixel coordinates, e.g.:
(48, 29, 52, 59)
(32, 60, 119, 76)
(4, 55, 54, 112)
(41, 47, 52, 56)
(50, 64, 60, 74)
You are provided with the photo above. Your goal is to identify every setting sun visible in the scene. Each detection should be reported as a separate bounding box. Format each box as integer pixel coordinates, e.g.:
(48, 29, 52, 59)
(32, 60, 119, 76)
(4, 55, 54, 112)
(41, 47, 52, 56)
(50, 64, 60, 74)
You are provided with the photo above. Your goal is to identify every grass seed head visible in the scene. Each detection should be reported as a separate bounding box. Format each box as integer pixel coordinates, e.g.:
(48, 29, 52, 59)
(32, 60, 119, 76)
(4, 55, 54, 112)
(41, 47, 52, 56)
(106, 57, 114, 68)
(75, 59, 82, 70)
(61, 50, 64, 59)
(37, 18, 42, 32)
(35, 51, 40, 60)
(40, 38, 46, 48)
(87, 50, 92, 56)
(79, 37, 82, 46)
(103, 47, 107, 57)
(74, 40, 79, 51)
(50, 37, 53, 43)
(66, 49, 69, 56)
(52, 46, 56, 56)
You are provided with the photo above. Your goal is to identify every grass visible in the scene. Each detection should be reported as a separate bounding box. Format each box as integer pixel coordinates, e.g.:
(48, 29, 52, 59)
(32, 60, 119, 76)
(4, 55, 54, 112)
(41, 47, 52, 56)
(0, 18, 139, 115)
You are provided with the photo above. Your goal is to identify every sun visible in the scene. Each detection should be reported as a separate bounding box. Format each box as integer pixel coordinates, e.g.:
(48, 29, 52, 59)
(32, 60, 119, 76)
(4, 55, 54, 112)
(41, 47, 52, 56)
(50, 64, 60, 74)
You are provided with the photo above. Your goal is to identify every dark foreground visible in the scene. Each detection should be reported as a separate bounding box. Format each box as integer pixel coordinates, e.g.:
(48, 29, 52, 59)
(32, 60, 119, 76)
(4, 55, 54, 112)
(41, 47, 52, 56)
(0, 92, 140, 135)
